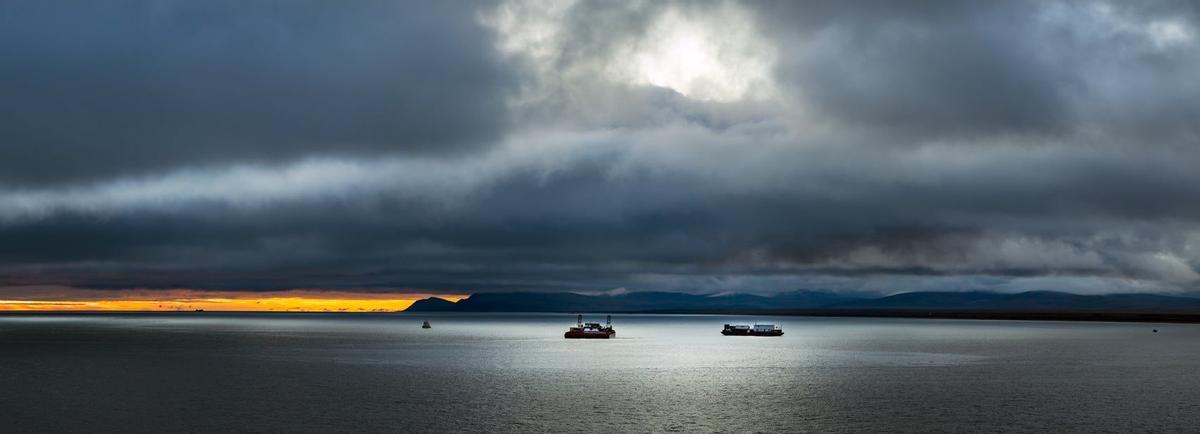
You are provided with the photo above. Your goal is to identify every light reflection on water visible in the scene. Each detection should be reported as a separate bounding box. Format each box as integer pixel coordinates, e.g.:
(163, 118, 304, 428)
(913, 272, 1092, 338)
(2, 313, 1199, 432)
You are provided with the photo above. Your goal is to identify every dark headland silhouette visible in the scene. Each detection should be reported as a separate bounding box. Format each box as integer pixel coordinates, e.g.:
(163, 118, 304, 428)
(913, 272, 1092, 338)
(408, 290, 863, 312)
(407, 290, 1200, 323)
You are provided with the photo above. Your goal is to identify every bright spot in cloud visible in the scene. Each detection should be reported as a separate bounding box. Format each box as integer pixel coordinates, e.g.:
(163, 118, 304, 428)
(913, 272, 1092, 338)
(1147, 19, 1194, 48)
(630, 8, 776, 102)
(1067, 3, 1197, 50)
(484, 1, 776, 103)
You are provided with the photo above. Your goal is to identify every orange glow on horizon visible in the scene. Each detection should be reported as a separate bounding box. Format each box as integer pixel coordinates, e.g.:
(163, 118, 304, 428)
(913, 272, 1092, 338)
(0, 289, 465, 312)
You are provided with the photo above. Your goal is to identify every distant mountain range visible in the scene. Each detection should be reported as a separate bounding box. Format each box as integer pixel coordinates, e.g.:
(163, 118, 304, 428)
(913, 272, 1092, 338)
(829, 290, 1200, 311)
(407, 290, 862, 312)
(406, 290, 1200, 314)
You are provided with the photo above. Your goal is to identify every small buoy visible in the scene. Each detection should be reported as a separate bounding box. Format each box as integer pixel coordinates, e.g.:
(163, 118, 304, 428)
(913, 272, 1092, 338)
(1153, 329, 1158, 333)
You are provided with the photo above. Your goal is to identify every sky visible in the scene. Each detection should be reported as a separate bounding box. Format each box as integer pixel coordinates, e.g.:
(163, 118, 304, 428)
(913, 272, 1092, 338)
(2, 0, 1200, 309)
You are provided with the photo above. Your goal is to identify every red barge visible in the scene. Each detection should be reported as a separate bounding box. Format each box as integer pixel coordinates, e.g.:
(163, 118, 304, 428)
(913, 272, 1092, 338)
(565, 314, 615, 339)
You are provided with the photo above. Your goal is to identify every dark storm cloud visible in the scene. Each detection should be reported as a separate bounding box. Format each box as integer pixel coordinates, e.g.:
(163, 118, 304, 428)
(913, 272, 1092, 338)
(0, 0, 512, 187)
(2, 0, 1200, 296)
(753, 0, 1200, 140)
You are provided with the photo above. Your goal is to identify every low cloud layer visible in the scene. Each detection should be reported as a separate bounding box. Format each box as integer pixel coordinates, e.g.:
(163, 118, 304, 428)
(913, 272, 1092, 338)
(2, 0, 1199, 296)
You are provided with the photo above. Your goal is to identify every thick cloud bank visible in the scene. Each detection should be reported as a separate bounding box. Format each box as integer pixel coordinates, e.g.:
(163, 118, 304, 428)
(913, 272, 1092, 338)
(2, 0, 1199, 295)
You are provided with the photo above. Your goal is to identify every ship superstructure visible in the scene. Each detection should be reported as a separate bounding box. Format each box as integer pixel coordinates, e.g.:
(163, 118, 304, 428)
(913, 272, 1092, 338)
(565, 314, 616, 339)
(721, 323, 783, 336)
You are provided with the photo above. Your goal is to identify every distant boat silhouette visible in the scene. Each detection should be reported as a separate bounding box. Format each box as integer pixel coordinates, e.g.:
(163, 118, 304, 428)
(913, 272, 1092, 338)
(422, 320, 431, 329)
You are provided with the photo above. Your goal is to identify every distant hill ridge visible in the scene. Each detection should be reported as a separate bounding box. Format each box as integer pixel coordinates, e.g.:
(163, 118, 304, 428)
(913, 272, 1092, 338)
(829, 290, 1200, 311)
(407, 290, 862, 313)
(405, 290, 1200, 313)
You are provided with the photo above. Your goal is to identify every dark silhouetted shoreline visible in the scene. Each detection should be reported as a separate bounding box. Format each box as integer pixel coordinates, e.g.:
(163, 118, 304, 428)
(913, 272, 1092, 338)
(636, 309, 1200, 324)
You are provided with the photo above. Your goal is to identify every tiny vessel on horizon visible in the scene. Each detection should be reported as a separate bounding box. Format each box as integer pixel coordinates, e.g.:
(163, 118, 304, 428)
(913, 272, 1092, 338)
(722, 323, 783, 336)
(565, 314, 615, 339)
(422, 320, 431, 329)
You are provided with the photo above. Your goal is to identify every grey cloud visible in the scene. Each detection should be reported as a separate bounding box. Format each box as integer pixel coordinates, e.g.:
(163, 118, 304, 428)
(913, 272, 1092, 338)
(756, 0, 1200, 143)
(0, 0, 513, 187)
(2, 1, 1200, 296)
(4, 131, 1200, 293)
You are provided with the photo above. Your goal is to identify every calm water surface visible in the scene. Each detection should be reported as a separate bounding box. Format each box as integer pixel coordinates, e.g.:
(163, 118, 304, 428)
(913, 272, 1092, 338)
(2, 313, 1198, 432)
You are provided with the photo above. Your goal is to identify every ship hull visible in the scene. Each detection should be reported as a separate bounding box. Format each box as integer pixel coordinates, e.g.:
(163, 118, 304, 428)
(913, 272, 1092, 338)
(722, 330, 783, 336)
(564, 331, 615, 339)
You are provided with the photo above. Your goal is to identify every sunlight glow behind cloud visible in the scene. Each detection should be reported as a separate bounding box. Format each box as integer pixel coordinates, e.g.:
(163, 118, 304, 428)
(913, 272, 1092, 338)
(630, 6, 776, 101)
(484, 0, 776, 103)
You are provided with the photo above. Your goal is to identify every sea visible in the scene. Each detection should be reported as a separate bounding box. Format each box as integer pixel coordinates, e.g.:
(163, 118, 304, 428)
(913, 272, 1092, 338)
(2, 313, 1198, 433)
